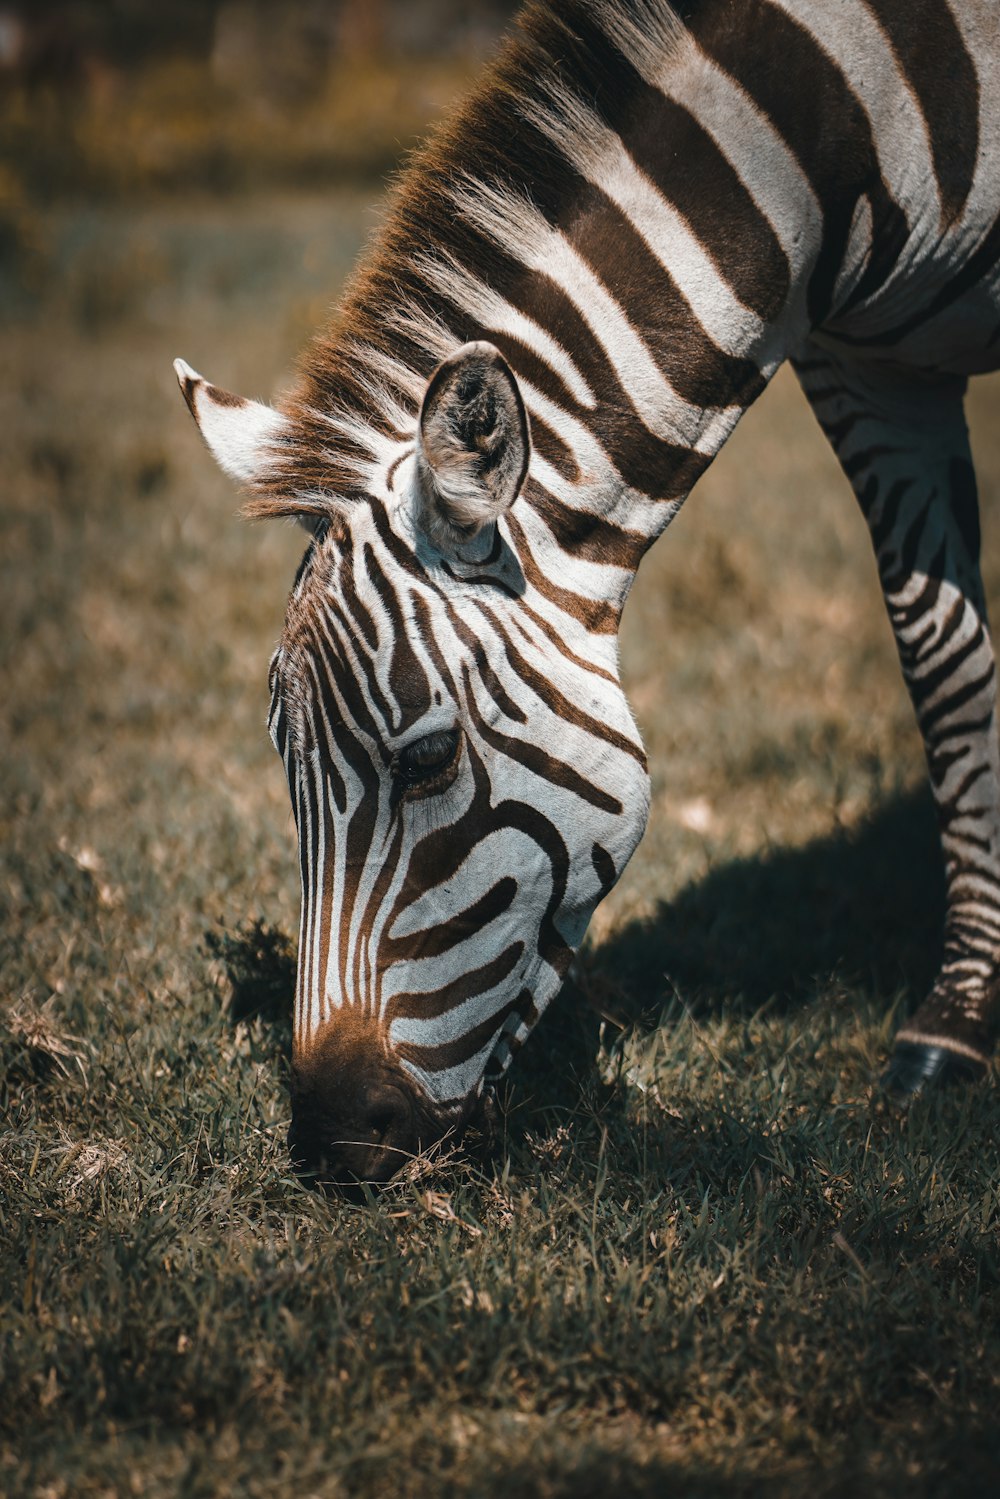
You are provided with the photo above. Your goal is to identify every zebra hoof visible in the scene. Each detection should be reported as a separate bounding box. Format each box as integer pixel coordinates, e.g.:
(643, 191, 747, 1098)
(880, 1041, 987, 1102)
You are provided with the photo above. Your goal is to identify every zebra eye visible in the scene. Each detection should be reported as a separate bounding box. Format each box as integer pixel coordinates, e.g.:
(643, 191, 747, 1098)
(394, 729, 460, 788)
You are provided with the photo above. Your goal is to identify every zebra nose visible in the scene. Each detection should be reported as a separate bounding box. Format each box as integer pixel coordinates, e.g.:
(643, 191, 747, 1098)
(288, 1083, 418, 1186)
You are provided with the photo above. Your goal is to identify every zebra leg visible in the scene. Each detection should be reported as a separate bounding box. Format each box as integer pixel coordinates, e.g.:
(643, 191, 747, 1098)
(794, 342, 1000, 1096)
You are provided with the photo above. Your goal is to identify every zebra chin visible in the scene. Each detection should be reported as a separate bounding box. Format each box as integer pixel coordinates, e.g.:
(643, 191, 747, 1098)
(287, 1019, 455, 1188)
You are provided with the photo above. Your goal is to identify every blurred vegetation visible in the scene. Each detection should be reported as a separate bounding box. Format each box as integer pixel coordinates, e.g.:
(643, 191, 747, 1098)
(1, 49, 476, 201)
(0, 0, 516, 194)
(0, 0, 514, 301)
(4, 3, 1000, 1495)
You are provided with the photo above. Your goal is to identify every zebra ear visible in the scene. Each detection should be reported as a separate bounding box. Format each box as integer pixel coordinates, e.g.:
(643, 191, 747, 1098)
(173, 358, 287, 484)
(416, 342, 530, 547)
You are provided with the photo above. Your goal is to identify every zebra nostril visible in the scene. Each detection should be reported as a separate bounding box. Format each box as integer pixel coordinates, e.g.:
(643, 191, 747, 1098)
(359, 1088, 411, 1150)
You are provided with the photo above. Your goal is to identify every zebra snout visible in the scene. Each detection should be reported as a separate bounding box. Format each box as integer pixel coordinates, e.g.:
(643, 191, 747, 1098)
(289, 1021, 433, 1187)
(288, 1079, 421, 1187)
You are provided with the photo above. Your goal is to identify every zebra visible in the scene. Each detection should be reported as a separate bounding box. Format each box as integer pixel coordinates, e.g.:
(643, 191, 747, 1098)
(176, 0, 1000, 1183)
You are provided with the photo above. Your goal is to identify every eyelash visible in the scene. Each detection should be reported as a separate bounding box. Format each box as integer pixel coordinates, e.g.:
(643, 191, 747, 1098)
(391, 729, 461, 794)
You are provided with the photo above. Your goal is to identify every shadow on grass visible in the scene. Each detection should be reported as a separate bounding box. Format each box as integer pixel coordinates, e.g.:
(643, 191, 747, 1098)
(204, 919, 295, 1043)
(590, 782, 943, 1013)
(467, 1420, 1000, 1499)
(508, 784, 944, 1119)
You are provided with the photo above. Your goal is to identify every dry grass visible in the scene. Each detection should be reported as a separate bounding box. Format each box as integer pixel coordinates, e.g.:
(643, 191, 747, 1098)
(3, 73, 1000, 1498)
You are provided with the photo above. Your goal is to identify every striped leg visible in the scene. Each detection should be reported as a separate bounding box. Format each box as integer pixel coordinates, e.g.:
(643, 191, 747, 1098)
(795, 342, 1000, 1095)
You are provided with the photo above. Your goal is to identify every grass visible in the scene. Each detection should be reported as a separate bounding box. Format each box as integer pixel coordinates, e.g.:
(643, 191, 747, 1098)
(4, 71, 1000, 1499)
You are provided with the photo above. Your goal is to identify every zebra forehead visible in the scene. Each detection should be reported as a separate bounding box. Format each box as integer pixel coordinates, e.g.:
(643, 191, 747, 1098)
(281, 513, 444, 639)
(276, 540, 459, 730)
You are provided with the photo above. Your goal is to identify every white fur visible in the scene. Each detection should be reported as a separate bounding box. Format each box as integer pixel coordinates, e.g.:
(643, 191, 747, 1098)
(173, 357, 287, 484)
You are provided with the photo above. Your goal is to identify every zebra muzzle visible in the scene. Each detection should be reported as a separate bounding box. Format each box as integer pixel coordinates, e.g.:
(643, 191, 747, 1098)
(288, 1025, 430, 1187)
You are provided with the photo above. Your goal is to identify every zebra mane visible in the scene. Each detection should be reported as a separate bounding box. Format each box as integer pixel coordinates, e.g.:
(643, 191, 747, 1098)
(244, 0, 687, 524)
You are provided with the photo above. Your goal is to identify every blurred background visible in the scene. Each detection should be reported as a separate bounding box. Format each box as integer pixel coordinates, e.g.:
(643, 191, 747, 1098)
(0, 0, 516, 214)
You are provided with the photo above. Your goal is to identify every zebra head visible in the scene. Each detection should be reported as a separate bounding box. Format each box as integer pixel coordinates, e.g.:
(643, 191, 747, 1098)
(176, 343, 650, 1183)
